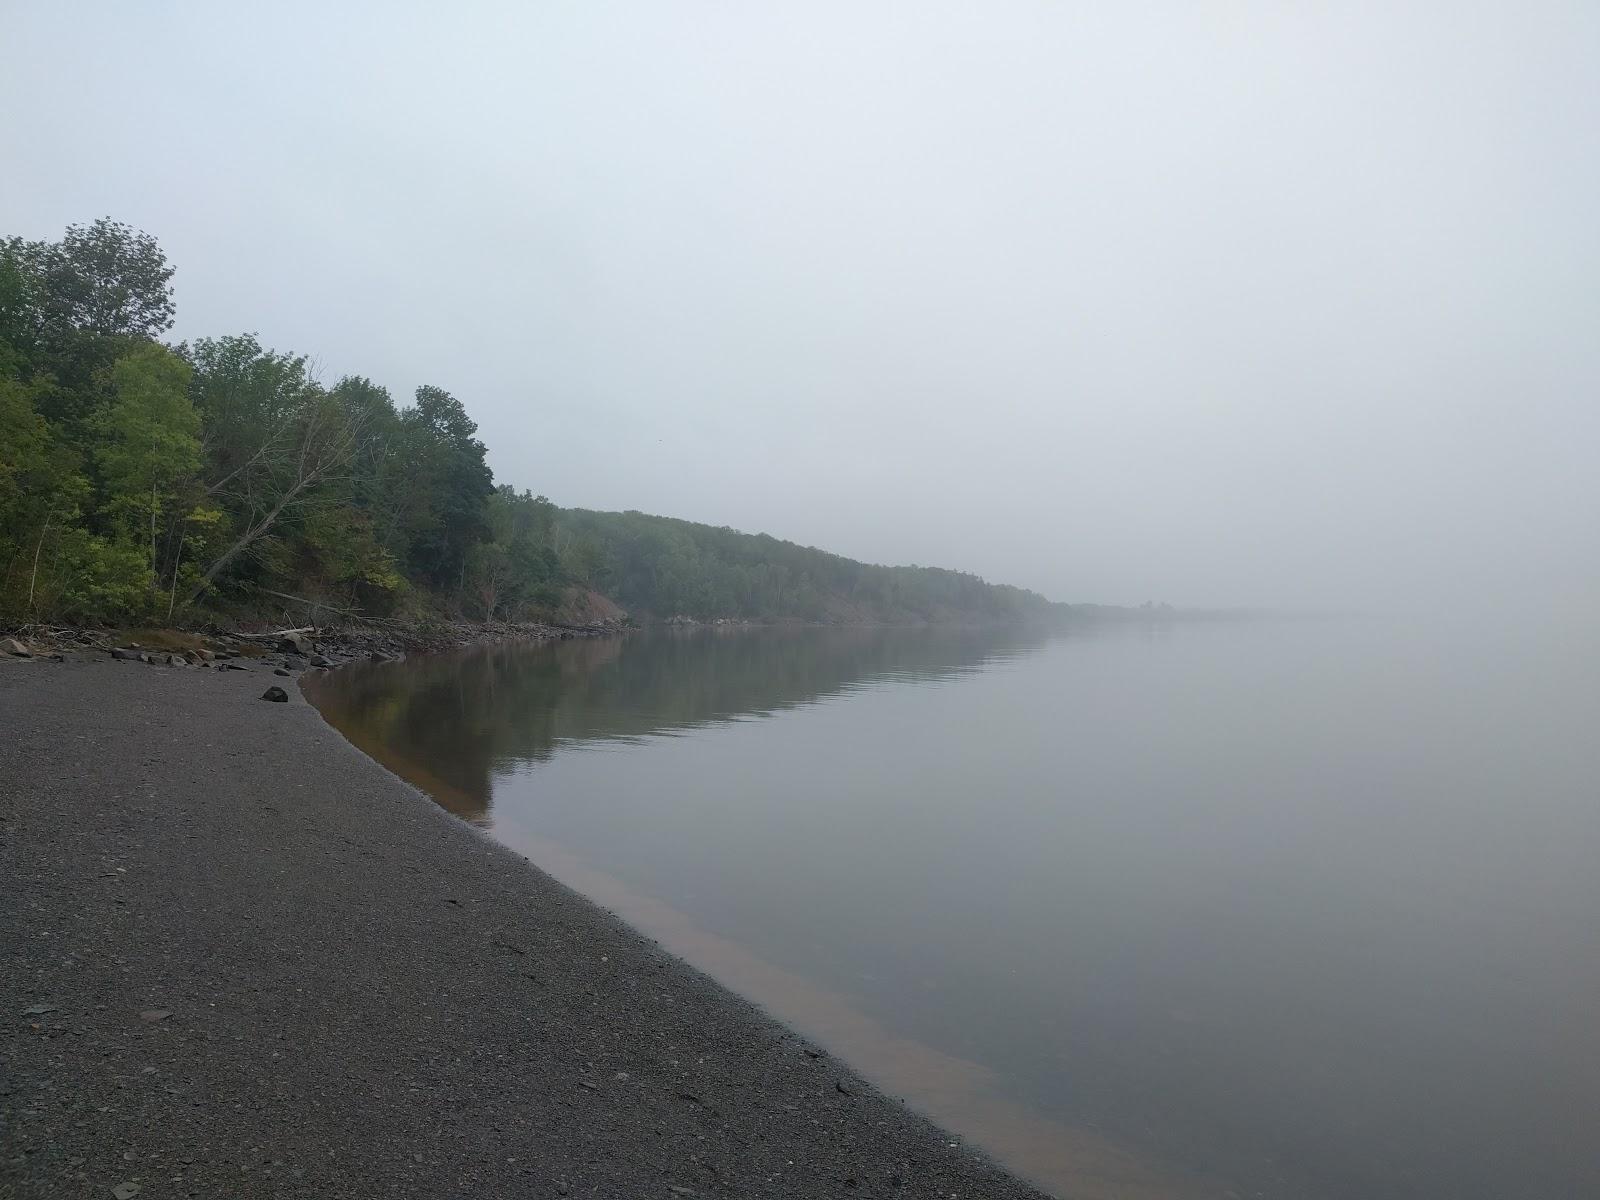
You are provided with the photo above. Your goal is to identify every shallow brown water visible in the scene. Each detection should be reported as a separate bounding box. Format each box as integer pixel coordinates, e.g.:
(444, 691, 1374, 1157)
(308, 619, 1600, 1199)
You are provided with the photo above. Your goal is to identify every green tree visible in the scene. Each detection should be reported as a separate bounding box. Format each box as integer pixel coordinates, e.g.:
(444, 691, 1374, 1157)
(94, 344, 199, 603)
(1, 219, 177, 427)
(20, 217, 175, 341)
(395, 385, 493, 591)
(0, 374, 90, 616)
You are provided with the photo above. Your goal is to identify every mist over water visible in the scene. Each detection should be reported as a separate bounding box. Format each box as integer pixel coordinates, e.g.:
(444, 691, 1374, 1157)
(7, 3, 1598, 613)
(310, 616, 1600, 1199)
(9, 5, 1599, 1196)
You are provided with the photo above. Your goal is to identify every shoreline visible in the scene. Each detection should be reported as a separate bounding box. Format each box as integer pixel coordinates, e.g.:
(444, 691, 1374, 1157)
(0, 616, 626, 672)
(0, 654, 1049, 1198)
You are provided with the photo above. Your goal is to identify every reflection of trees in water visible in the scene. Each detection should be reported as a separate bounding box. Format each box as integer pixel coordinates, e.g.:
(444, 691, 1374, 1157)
(307, 626, 1049, 824)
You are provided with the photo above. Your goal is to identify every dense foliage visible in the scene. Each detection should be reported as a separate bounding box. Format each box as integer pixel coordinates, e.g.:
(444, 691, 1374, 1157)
(554, 509, 1056, 623)
(1, 220, 1058, 627)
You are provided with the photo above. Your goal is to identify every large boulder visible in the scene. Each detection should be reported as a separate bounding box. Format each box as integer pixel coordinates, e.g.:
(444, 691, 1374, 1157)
(279, 633, 313, 655)
(2, 637, 31, 657)
(260, 686, 289, 703)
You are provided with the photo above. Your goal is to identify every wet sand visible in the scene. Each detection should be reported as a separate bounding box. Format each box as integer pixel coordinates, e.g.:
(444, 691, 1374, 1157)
(0, 657, 1047, 1199)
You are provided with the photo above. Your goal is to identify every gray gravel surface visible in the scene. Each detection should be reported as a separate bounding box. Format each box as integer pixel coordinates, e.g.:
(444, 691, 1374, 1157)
(1, 658, 1048, 1200)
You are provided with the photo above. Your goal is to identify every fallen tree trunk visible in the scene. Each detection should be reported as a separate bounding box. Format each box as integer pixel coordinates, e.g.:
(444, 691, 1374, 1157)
(231, 626, 317, 641)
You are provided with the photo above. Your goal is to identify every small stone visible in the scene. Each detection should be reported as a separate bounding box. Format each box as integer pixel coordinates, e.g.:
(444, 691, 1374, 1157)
(261, 686, 289, 703)
(112, 1183, 142, 1199)
(309, 654, 336, 668)
(110, 648, 142, 661)
(21, 1003, 57, 1015)
(139, 1009, 172, 1022)
(167, 654, 186, 667)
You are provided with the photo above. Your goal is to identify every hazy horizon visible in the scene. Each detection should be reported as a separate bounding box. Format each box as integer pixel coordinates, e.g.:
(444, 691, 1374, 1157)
(5, 2, 1596, 612)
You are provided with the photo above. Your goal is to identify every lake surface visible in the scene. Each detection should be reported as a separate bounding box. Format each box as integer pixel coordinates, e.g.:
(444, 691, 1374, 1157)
(307, 617, 1600, 1199)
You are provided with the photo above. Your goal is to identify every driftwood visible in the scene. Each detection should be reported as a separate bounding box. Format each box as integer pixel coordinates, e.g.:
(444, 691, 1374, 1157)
(231, 625, 317, 641)
(248, 586, 406, 627)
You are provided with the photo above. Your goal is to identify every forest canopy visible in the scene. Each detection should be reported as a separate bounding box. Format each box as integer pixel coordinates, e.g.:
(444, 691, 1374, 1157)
(0, 220, 1060, 627)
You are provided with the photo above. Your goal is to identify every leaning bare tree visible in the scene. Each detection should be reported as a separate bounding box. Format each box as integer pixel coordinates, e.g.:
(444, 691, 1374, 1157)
(186, 392, 372, 605)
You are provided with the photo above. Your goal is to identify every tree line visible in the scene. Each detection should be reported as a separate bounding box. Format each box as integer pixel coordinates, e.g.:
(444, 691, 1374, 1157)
(1, 219, 1059, 627)
(554, 508, 1057, 623)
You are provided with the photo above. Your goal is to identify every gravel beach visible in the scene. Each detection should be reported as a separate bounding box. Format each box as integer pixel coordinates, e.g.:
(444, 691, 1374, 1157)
(0, 656, 1047, 1199)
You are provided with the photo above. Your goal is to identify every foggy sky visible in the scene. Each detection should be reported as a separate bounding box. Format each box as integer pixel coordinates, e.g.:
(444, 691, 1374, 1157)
(5, 2, 1597, 610)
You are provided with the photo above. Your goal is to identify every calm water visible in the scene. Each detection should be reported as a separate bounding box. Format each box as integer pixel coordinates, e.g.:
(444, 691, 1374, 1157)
(307, 618, 1600, 1199)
